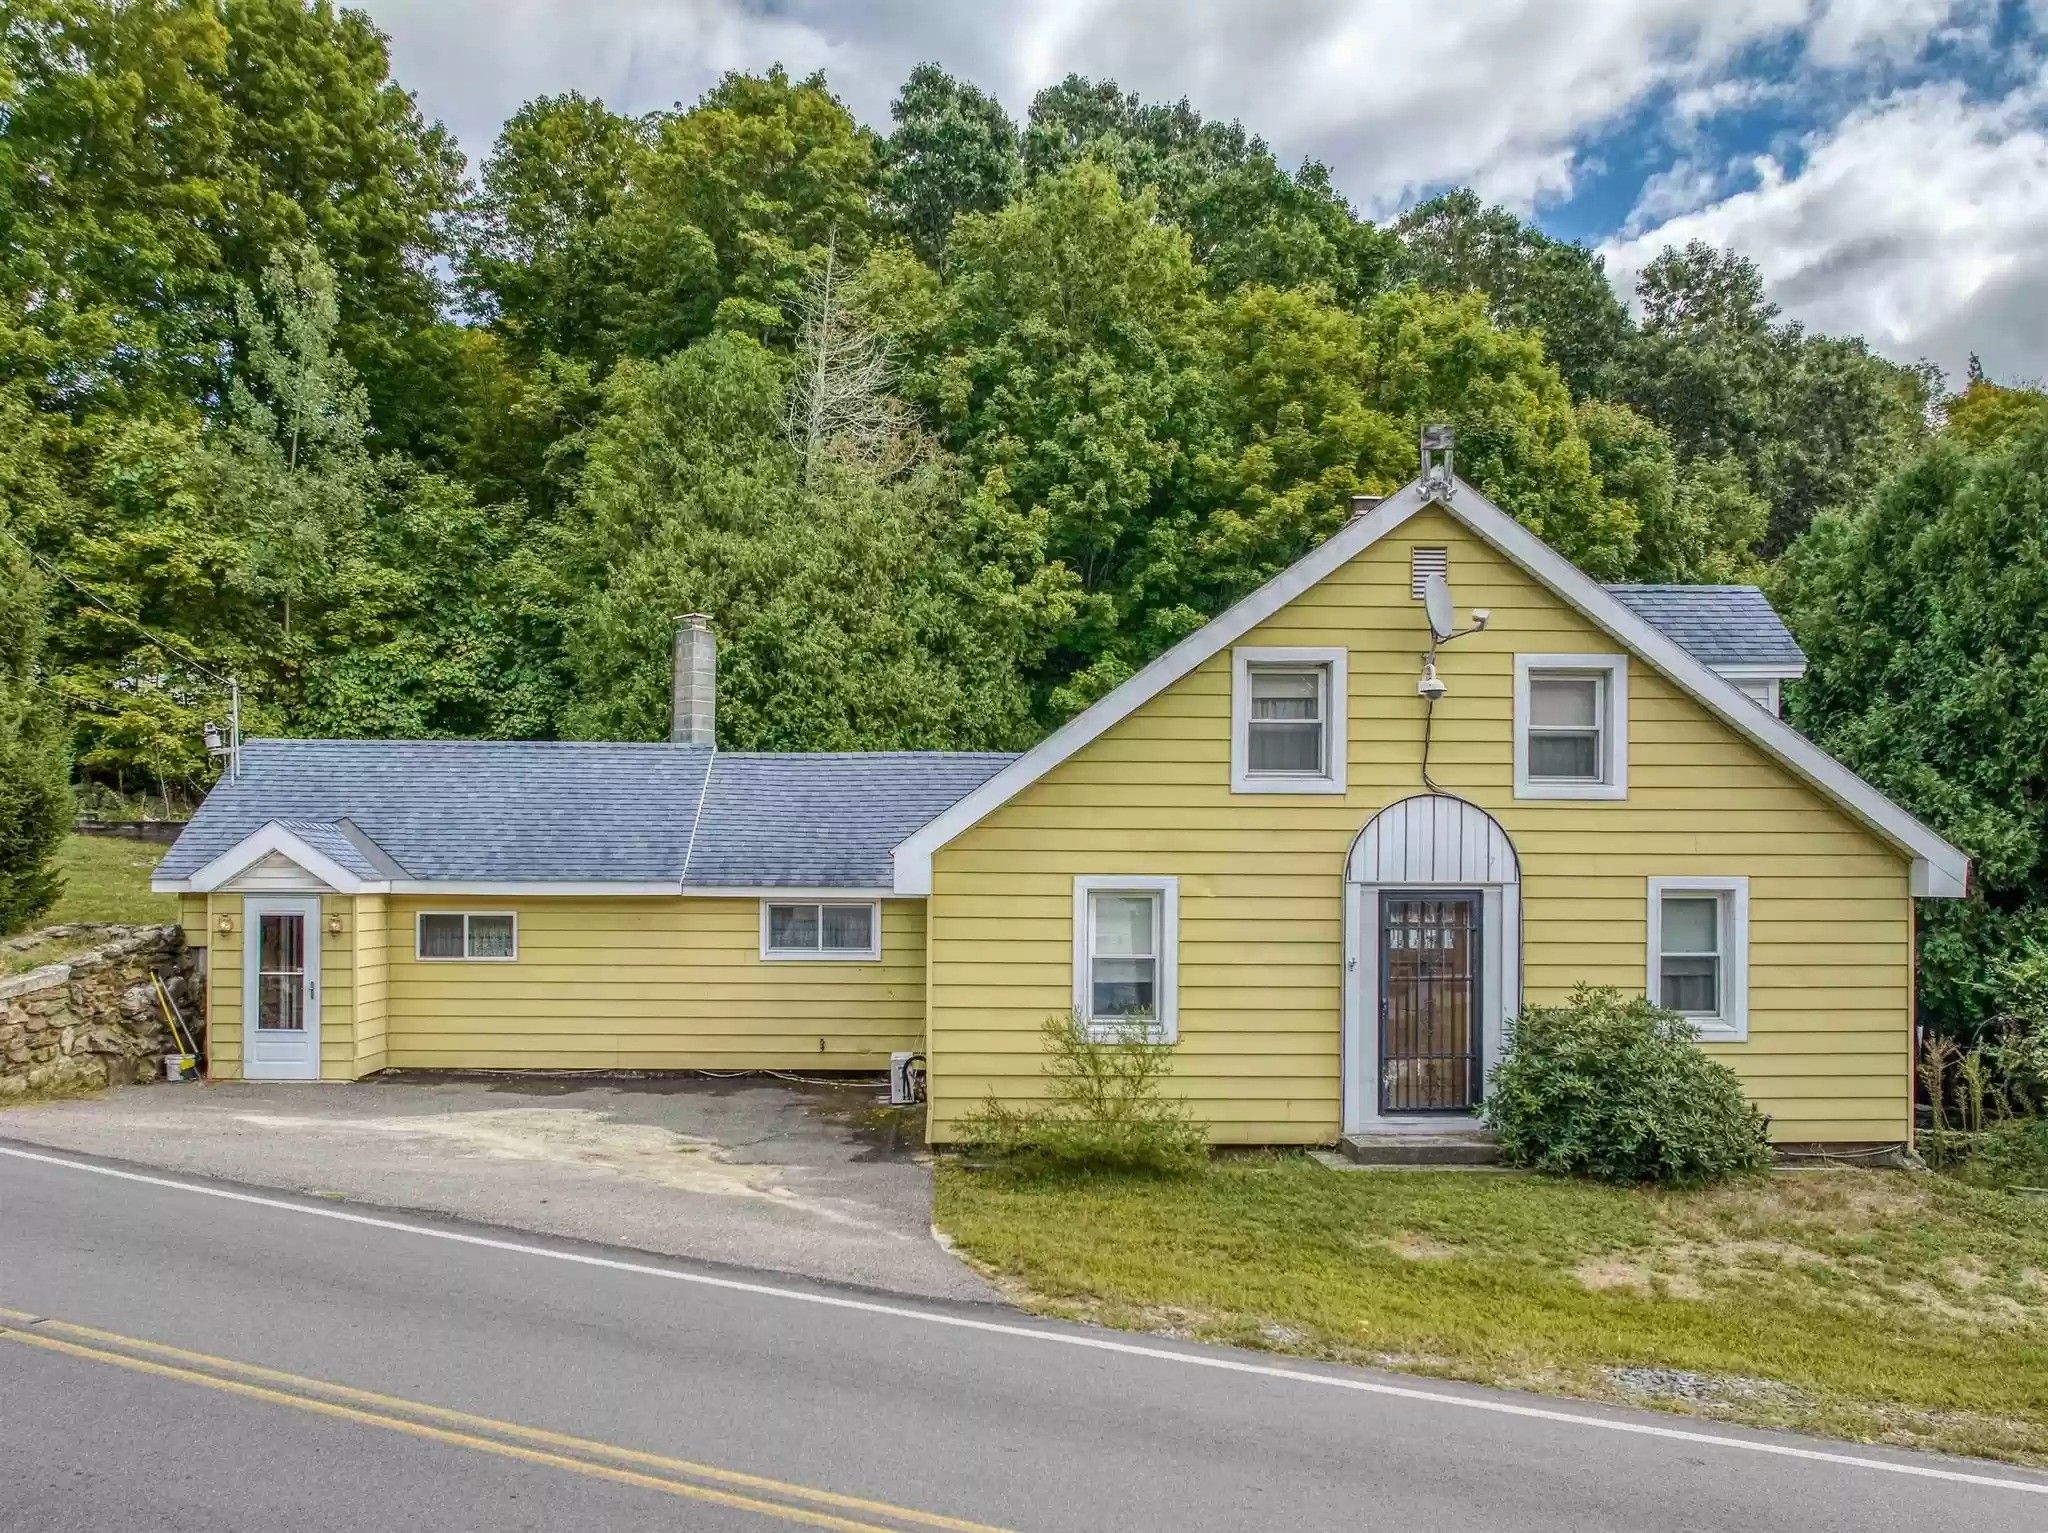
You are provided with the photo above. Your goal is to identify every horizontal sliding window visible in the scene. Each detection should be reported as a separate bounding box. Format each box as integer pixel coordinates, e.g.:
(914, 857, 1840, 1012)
(416, 912, 517, 961)
(761, 901, 879, 961)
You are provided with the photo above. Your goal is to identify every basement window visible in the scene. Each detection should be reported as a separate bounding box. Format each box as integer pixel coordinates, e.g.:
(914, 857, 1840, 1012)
(416, 912, 518, 961)
(761, 901, 880, 961)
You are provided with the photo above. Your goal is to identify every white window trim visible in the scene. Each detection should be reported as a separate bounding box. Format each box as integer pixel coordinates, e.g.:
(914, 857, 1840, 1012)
(758, 899, 883, 962)
(1646, 876, 1749, 1042)
(1230, 646, 1348, 794)
(414, 910, 519, 962)
(1513, 653, 1629, 800)
(1072, 875, 1180, 1042)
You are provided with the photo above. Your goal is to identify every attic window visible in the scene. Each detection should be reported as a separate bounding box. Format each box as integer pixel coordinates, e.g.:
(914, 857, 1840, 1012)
(1411, 547, 1448, 600)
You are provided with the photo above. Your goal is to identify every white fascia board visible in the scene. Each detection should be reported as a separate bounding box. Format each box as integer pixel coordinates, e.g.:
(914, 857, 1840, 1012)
(1712, 663, 1807, 681)
(184, 822, 367, 895)
(163, 857, 686, 899)
(893, 471, 1968, 900)
(891, 486, 1437, 894)
(687, 886, 900, 901)
(379, 880, 679, 896)
(1432, 482, 1967, 898)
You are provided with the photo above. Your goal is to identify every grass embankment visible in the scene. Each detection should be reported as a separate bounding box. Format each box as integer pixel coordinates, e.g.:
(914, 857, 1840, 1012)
(2, 835, 176, 974)
(935, 1155, 2048, 1464)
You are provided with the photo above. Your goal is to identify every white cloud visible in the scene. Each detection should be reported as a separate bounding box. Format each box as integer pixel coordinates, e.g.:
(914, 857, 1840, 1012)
(1628, 157, 1736, 226)
(357, 0, 1974, 214)
(1600, 71, 2048, 382)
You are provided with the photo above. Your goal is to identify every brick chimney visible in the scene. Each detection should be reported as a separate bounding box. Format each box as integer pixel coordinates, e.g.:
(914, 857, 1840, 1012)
(671, 613, 716, 747)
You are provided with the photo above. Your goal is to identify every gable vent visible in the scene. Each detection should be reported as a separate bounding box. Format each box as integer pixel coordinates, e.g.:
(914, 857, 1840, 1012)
(1410, 547, 1448, 600)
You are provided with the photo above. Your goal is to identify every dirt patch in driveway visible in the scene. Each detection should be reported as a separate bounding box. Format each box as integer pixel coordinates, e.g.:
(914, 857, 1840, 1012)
(0, 1075, 997, 1304)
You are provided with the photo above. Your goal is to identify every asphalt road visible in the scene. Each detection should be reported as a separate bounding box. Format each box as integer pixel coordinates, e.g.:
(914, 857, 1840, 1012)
(2, 1140, 2044, 1532)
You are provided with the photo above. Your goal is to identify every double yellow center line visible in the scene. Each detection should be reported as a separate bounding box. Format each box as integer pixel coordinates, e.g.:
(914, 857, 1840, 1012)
(0, 1306, 1016, 1533)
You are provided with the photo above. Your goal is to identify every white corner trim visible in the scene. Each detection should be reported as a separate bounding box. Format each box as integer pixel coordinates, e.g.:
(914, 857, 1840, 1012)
(889, 469, 1967, 900)
(758, 898, 883, 962)
(1646, 875, 1750, 1043)
(1229, 646, 1349, 794)
(413, 910, 520, 962)
(185, 822, 365, 895)
(1512, 653, 1629, 801)
(1072, 875, 1180, 1043)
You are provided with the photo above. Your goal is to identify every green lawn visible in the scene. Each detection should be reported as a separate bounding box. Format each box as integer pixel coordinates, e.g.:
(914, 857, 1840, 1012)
(935, 1155, 2048, 1465)
(3, 835, 177, 972)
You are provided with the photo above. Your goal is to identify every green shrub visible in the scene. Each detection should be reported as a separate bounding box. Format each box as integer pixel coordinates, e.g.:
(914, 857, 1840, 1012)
(1484, 987, 1772, 1185)
(956, 1012, 1208, 1175)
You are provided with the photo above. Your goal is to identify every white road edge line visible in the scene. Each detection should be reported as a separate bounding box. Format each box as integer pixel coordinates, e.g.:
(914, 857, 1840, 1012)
(6, 1141, 2043, 1498)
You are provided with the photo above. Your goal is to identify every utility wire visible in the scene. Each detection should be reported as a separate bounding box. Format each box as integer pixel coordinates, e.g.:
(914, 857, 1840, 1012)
(17, 673, 134, 720)
(0, 524, 236, 690)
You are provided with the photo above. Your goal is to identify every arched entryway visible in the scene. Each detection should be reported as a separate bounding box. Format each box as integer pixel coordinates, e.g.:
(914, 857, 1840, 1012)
(1341, 795, 1522, 1134)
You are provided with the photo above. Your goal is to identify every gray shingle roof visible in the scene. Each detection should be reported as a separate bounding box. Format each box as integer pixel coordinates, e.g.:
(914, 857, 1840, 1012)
(687, 752, 1017, 889)
(1604, 584, 1806, 669)
(158, 740, 712, 883)
(159, 740, 1016, 890)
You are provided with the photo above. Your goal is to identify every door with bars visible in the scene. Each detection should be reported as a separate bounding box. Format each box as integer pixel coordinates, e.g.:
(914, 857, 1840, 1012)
(1378, 892, 1482, 1114)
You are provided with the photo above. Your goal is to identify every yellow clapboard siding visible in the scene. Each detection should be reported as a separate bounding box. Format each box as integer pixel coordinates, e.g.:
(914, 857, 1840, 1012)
(377, 896, 927, 1072)
(926, 504, 1916, 1146)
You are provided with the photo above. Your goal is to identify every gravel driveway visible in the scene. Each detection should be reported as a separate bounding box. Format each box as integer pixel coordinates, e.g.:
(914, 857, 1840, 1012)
(0, 1074, 997, 1303)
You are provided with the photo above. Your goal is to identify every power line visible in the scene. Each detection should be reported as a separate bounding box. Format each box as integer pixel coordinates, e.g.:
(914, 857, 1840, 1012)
(18, 672, 184, 722)
(0, 524, 236, 691)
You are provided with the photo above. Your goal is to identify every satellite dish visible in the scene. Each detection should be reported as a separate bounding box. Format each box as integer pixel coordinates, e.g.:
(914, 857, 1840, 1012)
(1423, 571, 1456, 642)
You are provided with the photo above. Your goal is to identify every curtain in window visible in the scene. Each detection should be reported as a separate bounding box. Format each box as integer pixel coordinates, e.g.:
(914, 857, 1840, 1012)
(1091, 893, 1157, 1017)
(1249, 669, 1323, 773)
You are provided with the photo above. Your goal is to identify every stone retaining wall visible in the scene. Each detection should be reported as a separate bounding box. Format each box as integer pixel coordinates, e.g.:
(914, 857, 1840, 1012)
(72, 818, 188, 845)
(0, 925, 203, 1096)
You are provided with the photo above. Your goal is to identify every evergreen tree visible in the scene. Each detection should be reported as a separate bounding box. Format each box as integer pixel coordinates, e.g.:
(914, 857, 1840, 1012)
(0, 524, 70, 933)
(1778, 424, 2048, 1037)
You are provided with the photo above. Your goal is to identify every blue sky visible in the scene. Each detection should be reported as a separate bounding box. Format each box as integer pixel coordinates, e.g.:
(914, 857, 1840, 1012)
(361, 0, 2048, 383)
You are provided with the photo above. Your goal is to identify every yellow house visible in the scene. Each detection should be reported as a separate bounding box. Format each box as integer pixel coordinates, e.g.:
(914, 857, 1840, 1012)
(153, 466, 1968, 1152)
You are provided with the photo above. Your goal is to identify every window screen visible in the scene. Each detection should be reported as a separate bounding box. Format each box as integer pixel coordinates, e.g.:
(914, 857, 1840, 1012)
(1088, 892, 1158, 1019)
(1526, 673, 1604, 781)
(765, 902, 877, 957)
(1246, 665, 1326, 775)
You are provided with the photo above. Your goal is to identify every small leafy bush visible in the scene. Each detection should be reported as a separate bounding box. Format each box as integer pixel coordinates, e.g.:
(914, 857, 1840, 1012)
(1484, 987, 1771, 1185)
(956, 1012, 1208, 1175)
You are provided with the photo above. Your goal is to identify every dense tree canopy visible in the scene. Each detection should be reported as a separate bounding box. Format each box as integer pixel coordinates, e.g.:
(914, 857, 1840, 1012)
(4, 7, 2038, 1014)
(1779, 424, 2048, 1038)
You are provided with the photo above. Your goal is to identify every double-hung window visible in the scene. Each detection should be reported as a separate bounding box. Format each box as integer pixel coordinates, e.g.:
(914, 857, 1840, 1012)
(1514, 654, 1628, 799)
(416, 912, 518, 961)
(1646, 876, 1749, 1040)
(1072, 876, 1179, 1041)
(760, 900, 880, 961)
(1230, 647, 1348, 793)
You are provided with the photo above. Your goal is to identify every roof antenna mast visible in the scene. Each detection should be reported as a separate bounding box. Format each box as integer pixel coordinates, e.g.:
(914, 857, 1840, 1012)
(1420, 422, 1456, 500)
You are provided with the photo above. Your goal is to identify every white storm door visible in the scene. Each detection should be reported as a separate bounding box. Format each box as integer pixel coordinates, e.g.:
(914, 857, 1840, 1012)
(243, 897, 321, 1080)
